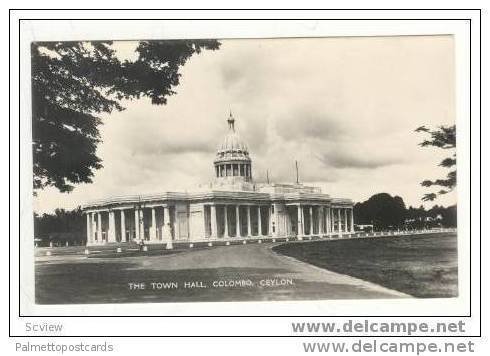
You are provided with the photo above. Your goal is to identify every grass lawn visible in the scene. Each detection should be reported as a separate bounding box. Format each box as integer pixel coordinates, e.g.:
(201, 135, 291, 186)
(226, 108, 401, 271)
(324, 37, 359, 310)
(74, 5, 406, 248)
(273, 233, 458, 298)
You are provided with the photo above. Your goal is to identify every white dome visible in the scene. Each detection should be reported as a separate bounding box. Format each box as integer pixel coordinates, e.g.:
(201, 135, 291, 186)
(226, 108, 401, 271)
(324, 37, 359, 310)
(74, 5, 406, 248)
(215, 113, 250, 161)
(213, 112, 253, 183)
(217, 131, 249, 154)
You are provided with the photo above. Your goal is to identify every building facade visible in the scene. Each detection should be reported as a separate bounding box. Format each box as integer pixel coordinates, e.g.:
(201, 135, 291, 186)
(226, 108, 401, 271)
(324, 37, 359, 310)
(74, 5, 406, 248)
(82, 113, 355, 247)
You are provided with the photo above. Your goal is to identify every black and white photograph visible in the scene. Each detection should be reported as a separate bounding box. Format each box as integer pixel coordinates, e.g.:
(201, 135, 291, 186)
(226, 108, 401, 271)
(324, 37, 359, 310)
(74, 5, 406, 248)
(30, 35, 458, 306)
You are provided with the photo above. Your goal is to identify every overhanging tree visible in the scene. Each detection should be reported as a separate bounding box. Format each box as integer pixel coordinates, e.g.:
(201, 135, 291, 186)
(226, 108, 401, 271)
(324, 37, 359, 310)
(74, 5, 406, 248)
(32, 40, 220, 193)
(415, 125, 456, 201)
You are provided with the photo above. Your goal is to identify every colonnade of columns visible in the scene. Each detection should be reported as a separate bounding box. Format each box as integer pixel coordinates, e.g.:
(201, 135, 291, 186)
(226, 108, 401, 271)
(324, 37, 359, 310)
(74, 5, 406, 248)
(86, 206, 172, 245)
(208, 204, 269, 239)
(86, 203, 355, 245)
(215, 163, 252, 179)
(295, 205, 354, 238)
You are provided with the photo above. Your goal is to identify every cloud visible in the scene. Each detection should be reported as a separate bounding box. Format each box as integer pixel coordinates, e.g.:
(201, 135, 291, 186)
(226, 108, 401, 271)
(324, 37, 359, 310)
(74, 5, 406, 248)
(318, 151, 400, 169)
(219, 46, 273, 93)
(34, 36, 457, 213)
(132, 137, 214, 155)
(275, 109, 348, 142)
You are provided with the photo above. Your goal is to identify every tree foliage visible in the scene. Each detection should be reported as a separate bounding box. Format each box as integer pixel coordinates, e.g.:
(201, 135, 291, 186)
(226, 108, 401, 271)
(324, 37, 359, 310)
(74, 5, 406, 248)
(354, 193, 407, 230)
(405, 204, 457, 229)
(34, 207, 85, 244)
(354, 193, 457, 230)
(414, 125, 456, 201)
(32, 40, 220, 193)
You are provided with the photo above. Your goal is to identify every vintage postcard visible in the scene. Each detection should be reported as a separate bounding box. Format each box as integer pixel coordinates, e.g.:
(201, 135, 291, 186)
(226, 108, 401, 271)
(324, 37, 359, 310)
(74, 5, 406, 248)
(29, 35, 458, 307)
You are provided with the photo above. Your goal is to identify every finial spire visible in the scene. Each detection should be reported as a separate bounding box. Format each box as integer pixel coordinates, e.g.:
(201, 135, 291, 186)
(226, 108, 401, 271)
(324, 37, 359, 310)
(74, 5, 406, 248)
(227, 110, 235, 131)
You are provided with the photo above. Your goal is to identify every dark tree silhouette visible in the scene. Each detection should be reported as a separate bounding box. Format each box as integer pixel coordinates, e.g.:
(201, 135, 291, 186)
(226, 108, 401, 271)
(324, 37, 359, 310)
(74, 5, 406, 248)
(354, 193, 457, 230)
(32, 40, 220, 193)
(34, 207, 85, 244)
(354, 193, 406, 230)
(415, 125, 456, 201)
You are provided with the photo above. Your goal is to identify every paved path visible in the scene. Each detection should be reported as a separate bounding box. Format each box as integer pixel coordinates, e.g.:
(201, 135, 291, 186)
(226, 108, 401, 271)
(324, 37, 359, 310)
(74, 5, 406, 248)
(35, 242, 410, 304)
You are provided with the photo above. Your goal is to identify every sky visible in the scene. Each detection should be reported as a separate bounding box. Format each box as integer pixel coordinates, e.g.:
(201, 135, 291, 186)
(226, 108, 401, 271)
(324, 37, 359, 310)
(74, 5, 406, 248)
(34, 35, 457, 213)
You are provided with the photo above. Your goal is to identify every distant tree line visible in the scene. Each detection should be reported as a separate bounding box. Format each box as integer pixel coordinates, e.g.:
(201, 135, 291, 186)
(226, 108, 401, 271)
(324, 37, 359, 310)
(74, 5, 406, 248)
(34, 207, 85, 245)
(354, 193, 457, 231)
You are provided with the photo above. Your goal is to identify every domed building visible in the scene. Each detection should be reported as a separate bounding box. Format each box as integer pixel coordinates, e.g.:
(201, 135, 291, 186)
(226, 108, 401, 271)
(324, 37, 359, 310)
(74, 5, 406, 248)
(213, 112, 253, 189)
(82, 113, 354, 248)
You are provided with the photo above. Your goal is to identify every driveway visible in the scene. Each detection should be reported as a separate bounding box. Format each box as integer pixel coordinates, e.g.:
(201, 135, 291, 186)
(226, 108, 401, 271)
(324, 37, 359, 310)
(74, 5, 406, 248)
(35, 242, 409, 304)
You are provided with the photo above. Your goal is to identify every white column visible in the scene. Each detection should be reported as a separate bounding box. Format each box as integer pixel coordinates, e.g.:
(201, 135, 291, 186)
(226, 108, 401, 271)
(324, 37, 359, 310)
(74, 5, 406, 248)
(86, 214, 91, 244)
(235, 205, 240, 237)
(150, 207, 157, 241)
(350, 207, 355, 233)
(297, 205, 303, 238)
(337, 208, 342, 235)
(247, 205, 251, 237)
(324, 207, 328, 234)
(318, 206, 324, 235)
(327, 207, 331, 234)
(210, 205, 217, 238)
(257, 206, 262, 236)
(344, 209, 348, 233)
(341, 209, 344, 233)
(108, 211, 116, 242)
(162, 206, 171, 238)
(163, 206, 173, 249)
(324, 208, 328, 235)
(309, 206, 313, 235)
(224, 205, 229, 237)
(134, 209, 140, 240)
(162, 206, 168, 238)
(139, 209, 145, 240)
(97, 212, 102, 242)
(120, 210, 126, 242)
(91, 213, 97, 242)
